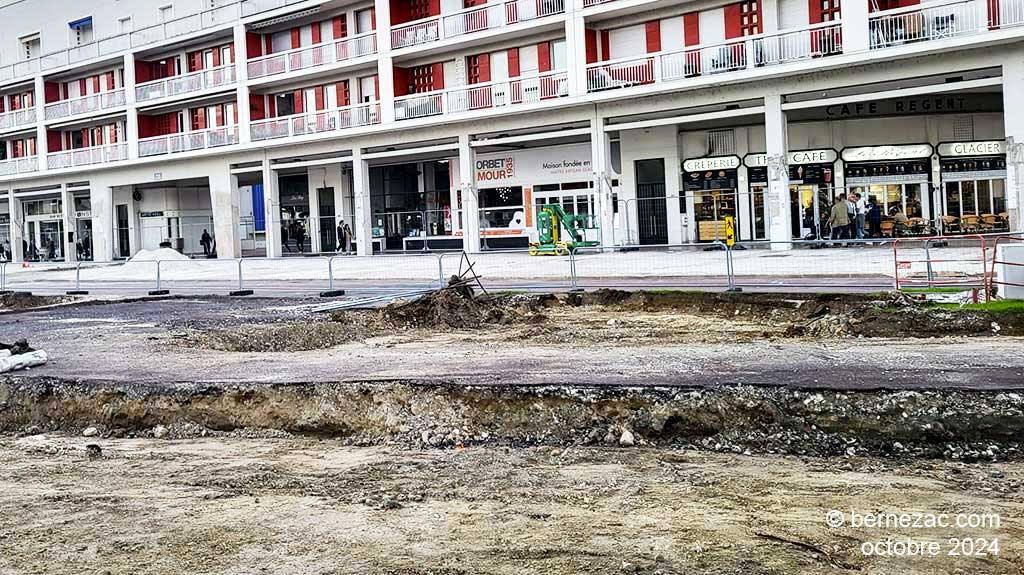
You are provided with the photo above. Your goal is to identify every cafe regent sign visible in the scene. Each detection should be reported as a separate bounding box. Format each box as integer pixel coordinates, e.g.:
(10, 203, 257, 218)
(682, 156, 741, 172)
(936, 141, 1006, 157)
(744, 149, 838, 167)
(841, 144, 933, 162)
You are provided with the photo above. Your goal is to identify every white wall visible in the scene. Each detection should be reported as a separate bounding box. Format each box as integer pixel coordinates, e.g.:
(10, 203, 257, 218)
(699, 8, 726, 45)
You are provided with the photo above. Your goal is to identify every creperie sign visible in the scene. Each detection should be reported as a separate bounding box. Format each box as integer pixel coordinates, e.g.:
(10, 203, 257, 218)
(476, 157, 515, 182)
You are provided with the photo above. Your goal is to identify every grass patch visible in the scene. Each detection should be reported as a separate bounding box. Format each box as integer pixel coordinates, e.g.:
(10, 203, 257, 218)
(901, 287, 973, 294)
(935, 300, 1024, 313)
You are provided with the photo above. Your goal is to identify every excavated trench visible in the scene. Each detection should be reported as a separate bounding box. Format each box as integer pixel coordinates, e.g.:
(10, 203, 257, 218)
(2, 377, 1022, 460)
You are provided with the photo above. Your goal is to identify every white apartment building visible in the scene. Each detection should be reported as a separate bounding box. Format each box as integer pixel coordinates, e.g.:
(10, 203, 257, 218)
(0, 0, 1021, 262)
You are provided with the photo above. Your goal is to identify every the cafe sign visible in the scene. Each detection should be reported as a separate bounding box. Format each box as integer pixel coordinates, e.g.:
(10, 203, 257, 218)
(841, 144, 933, 162)
(683, 156, 741, 172)
(937, 141, 1006, 157)
(744, 149, 837, 167)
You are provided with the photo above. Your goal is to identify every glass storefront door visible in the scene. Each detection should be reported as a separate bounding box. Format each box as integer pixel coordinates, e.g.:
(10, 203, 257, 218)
(790, 184, 831, 239)
(692, 189, 737, 242)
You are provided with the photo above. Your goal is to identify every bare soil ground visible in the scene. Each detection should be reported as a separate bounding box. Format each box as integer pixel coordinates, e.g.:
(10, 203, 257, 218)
(1, 434, 1022, 575)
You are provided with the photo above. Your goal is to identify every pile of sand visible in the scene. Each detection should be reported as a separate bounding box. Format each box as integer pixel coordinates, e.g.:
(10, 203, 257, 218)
(128, 248, 190, 262)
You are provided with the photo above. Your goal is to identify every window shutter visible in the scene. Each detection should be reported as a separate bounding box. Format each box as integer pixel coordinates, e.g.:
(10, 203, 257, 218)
(645, 21, 661, 53)
(105, 71, 115, 91)
(600, 30, 610, 60)
(293, 90, 304, 113)
(537, 42, 551, 72)
(683, 13, 700, 46)
(333, 16, 347, 39)
(290, 27, 301, 49)
(212, 47, 222, 68)
(507, 48, 520, 77)
(314, 86, 325, 110)
(187, 51, 203, 72)
(214, 105, 224, 127)
(312, 22, 322, 44)
(109, 124, 118, 143)
(336, 80, 350, 106)
(584, 29, 598, 63)
(432, 63, 444, 89)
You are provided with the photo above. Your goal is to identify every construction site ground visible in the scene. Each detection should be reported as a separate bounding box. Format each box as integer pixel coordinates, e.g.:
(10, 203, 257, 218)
(2, 290, 1024, 574)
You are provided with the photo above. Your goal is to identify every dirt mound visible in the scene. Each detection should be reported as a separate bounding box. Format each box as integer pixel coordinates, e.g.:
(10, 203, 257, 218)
(0, 293, 73, 312)
(375, 288, 524, 329)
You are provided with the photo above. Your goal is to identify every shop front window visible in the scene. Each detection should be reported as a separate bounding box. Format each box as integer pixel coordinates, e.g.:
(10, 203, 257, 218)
(993, 179, 1006, 214)
(480, 186, 525, 230)
(945, 182, 961, 218)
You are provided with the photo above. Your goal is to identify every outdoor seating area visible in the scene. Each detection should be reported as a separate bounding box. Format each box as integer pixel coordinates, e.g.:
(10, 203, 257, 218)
(942, 213, 1010, 234)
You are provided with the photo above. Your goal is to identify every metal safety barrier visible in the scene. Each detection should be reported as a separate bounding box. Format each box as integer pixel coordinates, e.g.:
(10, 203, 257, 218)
(988, 235, 1024, 298)
(4, 235, 1023, 298)
(893, 234, 990, 299)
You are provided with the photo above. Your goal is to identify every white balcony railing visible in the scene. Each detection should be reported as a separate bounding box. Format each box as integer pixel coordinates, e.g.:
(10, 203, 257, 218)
(248, 32, 377, 79)
(869, 0, 980, 49)
(135, 65, 236, 103)
(0, 156, 38, 176)
(0, 108, 37, 132)
(391, 0, 566, 49)
(46, 143, 129, 170)
(395, 71, 569, 120)
(250, 102, 381, 141)
(138, 126, 240, 157)
(44, 89, 127, 121)
(583, 0, 615, 5)
(586, 23, 843, 93)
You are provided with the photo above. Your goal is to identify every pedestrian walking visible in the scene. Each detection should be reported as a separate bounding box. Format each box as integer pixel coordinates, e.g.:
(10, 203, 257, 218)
(295, 223, 306, 253)
(281, 225, 292, 253)
(853, 192, 867, 241)
(200, 229, 212, 256)
(829, 194, 850, 245)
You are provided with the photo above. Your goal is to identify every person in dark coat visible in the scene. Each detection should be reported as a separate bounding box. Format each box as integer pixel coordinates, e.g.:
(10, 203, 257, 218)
(281, 225, 292, 253)
(294, 223, 306, 253)
(866, 199, 882, 238)
(200, 229, 212, 256)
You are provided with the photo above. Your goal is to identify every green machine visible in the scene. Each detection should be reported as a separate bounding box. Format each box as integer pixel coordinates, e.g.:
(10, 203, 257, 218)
(529, 204, 600, 256)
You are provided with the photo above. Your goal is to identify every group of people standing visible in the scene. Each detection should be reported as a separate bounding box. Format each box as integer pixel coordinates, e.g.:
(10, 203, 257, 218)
(827, 192, 904, 242)
(279, 219, 355, 254)
(281, 221, 308, 253)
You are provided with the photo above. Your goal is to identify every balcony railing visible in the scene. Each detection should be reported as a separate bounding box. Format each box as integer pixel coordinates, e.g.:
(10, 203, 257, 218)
(248, 32, 377, 79)
(583, 0, 615, 5)
(250, 102, 381, 141)
(0, 156, 38, 176)
(44, 89, 127, 121)
(586, 23, 843, 93)
(46, 143, 129, 170)
(391, 0, 566, 49)
(136, 65, 236, 103)
(0, 108, 37, 132)
(869, 0, 981, 49)
(138, 126, 240, 157)
(395, 71, 568, 120)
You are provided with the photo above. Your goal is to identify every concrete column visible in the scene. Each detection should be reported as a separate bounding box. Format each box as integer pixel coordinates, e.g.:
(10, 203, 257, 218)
(263, 161, 282, 257)
(458, 134, 480, 253)
(126, 188, 141, 257)
(33, 76, 48, 173)
(89, 187, 113, 262)
(591, 119, 616, 247)
(374, 0, 395, 124)
(233, 23, 252, 145)
(377, 55, 396, 124)
(1004, 56, 1024, 232)
(565, 15, 587, 97)
(842, 0, 871, 53)
(8, 190, 23, 262)
(352, 149, 374, 256)
(123, 54, 139, 160)
(307, 170, 322, 253)
(61, 186, 76, 262)
(765, 93, 792, 250)
(209, 170, 242, 258)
